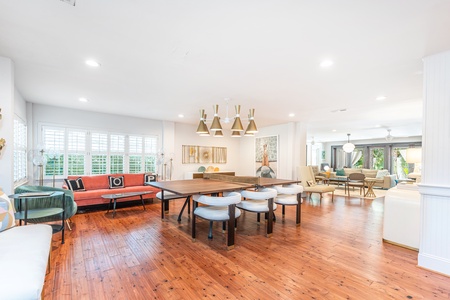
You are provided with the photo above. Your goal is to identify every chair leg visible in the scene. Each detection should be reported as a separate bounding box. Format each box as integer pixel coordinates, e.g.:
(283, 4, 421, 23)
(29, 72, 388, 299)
(332, 191, 334, 202)
(257, 213, 260, 223)
(282, 205, 285, 217)
(65, 219, 72, 231)
(208, 221, 214, 240)
(222, 221, 226, 233)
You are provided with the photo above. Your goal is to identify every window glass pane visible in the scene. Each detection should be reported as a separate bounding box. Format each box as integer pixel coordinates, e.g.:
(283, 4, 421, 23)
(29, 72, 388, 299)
(110, 155, 124, 173)
(14, 118, 27, 183)
(129, 136, 142, 153)
(370, 147, 385, 170)
(110, 135, 125, 152)
(145, 137, 158, 154)
(92, 154, 107, 174)
(145, 155, 156, 173)
(351, 148, 364, 168)
(43, 128, 65, 151)
(45, 154, 64, 176)
(129, 155, 142, 173)
(68, 131, 86, 151)
(92, 132, 107, 152)
(68, 154, 85, 175)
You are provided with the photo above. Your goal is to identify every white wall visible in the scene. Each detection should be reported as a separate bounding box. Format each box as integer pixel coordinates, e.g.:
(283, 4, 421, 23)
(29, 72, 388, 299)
(174, 124, 242, 179)
(0, 57, 14, 194)
(238, 122, 307, 180)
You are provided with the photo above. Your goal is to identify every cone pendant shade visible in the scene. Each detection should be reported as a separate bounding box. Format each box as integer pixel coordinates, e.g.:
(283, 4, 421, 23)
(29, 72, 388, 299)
(231, 105, 244, 131)
(210, 104, 222, 131)
(245, 109, 258, 133)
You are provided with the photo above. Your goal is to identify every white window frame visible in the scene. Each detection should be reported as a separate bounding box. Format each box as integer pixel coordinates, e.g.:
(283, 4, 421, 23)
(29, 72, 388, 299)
(39, 123, 158, 177)
(14, 116, 27, 185)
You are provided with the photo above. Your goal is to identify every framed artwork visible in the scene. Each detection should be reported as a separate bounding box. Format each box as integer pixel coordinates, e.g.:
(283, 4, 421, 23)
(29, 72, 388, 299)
(182, 145, 227, 164)
(255, 135, 278, 178)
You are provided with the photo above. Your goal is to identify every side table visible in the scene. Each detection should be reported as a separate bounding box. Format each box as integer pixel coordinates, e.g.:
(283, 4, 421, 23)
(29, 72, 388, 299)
(10, 191, 66, 244)
(364, 178, 379, 198)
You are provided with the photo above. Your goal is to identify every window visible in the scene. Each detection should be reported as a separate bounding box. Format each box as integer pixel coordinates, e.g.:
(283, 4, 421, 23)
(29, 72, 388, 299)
(129, 136, 143, 174)
(110, 134, 125, 173)
(351, 148, 364, 168)
(67, 130, 86, 175)
(41, 125, 157, 176)
(43, 127, 65, 176)
(91, 132, 108, 174)
(370, 147, 385, 170)
(13, 118, 27, 184)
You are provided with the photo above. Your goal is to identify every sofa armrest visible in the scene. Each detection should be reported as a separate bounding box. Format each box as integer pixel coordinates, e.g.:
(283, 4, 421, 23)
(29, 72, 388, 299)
(383, 175, 397, 189)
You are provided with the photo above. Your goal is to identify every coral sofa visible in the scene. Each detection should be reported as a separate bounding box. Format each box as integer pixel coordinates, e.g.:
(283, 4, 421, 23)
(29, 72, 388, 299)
(64, 173, 160, 207)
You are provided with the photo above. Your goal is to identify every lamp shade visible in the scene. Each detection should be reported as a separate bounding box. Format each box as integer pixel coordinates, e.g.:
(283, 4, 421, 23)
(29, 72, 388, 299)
(342, 133, 355, 153)
(231, 105, 244, 131)
(231, 131, 241, 137)
(342, 143, 355, 153)
(210, 104, 222, 131)
(213, 130, 223, 138)
(245, 109, 258, 133)
(406, 148, 422, 163)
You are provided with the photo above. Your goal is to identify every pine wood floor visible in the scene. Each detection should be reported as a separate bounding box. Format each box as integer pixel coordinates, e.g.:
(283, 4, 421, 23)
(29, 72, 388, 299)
(43, 194, 450, 299)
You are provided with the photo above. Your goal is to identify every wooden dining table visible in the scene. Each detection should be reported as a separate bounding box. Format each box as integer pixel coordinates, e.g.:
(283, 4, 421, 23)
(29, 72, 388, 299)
(147, 175, 300, 249)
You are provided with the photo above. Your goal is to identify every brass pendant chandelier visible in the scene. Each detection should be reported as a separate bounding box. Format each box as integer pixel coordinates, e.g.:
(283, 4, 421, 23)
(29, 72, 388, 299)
(196, 100, 258, 137)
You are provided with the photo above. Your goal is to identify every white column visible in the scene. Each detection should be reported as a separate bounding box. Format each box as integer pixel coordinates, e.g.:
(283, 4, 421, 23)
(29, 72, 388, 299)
(418, 50, 450, 275)
(0, 57, 15, 195)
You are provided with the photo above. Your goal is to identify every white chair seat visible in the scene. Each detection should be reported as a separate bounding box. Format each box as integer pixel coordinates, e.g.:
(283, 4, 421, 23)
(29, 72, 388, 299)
(194, 206, 241, 221)
(275, 194, 300, 205)
(237, 200, 277, 212)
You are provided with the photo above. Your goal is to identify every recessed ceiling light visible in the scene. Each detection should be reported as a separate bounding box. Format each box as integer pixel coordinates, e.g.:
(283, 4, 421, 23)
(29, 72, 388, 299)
(85, 60, 101, 67)
(332, 129, 337, 132)
(375, 124, 381, 128)
(79, 97, 88, 102)
(178, 114, 184, 118)
(288, 113, 295, 117)
(376, 96, 387, 101)
(320, 60, 334, 68)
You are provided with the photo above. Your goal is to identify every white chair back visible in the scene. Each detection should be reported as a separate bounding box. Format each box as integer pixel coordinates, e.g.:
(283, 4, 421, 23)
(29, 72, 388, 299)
(274, 184, 303, 195)
(240, 188, 277, 200)
(298, 166, 316, 188)
(193, 192, 241, 206)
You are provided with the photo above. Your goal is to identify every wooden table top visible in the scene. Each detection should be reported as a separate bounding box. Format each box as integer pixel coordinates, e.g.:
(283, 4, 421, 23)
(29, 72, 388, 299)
(148, 177, 300, 195)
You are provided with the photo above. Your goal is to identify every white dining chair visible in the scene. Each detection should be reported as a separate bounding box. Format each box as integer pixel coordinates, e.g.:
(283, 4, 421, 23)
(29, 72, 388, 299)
(237, 188, 278, 236)
(192, 192, 242, 249)
(274, 184, 303, 225)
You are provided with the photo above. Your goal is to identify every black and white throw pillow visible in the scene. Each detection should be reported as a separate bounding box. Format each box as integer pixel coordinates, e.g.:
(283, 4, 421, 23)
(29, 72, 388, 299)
(144, 173, 157, 182)
(64, 177, 85, 191)
(108, 175, 124, 189)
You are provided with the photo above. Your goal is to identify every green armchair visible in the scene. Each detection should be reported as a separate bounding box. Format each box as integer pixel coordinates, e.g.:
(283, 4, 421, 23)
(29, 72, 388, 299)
(14, 185, 78, 228)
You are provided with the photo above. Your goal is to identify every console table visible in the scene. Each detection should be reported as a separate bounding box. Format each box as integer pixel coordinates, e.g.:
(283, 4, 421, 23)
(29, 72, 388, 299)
(184, 171, 235, 179)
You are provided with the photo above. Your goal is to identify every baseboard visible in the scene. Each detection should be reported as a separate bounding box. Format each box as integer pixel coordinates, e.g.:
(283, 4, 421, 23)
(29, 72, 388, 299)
(418, 252, 450, 276)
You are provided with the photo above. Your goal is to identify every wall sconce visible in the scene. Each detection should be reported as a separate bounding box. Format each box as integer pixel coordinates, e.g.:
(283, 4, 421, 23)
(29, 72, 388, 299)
(0, 138, 5, 153)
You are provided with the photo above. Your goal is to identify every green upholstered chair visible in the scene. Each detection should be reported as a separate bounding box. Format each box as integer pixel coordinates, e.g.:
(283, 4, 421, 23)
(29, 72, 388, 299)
(14, 185, 77, 229)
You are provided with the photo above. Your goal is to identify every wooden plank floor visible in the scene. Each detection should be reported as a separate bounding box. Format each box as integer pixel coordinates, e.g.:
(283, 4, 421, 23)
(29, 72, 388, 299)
(43, 194, 450, 299)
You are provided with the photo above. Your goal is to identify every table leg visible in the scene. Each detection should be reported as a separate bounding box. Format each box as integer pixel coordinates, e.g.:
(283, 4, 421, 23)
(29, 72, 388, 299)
(227, 204, 236, 250)
(267, 198, 274, 237)
(161, 191, 165, 219)
(177, 196, 191, 222)
(296, 193, 301, 225)
(112, 198, 117, 218)
(139, 194, 146, 210)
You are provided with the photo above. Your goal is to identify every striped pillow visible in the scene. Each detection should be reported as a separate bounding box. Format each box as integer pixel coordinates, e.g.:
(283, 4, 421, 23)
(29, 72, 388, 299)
(0, 192, 15, 232)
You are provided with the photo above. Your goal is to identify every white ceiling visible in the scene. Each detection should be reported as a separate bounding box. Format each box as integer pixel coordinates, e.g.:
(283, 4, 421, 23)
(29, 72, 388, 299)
(1, 0, 450, 142)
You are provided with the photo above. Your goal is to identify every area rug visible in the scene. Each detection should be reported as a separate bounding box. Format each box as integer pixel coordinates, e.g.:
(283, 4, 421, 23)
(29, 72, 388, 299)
(329, 185, 387, 199)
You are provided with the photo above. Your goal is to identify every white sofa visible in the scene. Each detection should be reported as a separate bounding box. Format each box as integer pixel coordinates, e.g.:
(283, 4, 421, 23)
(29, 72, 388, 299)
(323, 167, 396, 189)
(0, 224, 53, 300)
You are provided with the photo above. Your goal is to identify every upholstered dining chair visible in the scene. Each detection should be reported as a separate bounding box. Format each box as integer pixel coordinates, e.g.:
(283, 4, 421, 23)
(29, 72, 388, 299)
(298, 166, 335, 202)
(14, 185, 77, 230)
(274, 184, 303, 225)
(237, 188, 278, 235)
(192, 192, 242, 247)
(347, 173, 366, 196)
